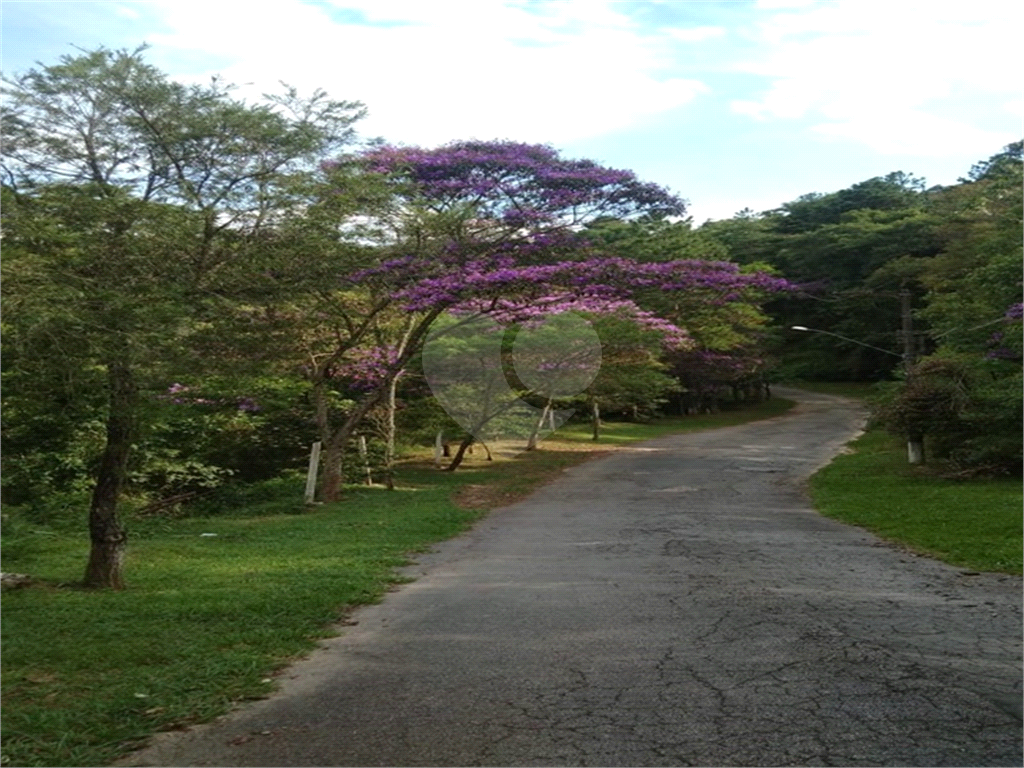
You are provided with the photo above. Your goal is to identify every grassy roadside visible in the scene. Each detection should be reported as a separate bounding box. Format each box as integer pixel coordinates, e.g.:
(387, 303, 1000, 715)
(1, 398, 793, 768)
(776, 380, 878, 399)
(786, 382, 1021, 574)
(808, 422, 1022, 575)
(556, 396, 796, 444)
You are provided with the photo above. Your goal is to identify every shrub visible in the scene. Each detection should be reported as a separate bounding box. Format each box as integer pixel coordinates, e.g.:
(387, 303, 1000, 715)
(873, 353, 1022, 475)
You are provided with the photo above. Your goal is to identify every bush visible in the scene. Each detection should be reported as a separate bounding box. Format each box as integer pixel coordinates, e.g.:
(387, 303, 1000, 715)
(873, 354, 1022, 475)
(181, 472, 307, 517)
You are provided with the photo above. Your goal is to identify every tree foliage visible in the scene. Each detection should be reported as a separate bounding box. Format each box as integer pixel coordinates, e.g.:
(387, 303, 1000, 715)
(698, 141, 1022, 474)
(1, 47, 365, 587)
(871, 143, 1023, 474)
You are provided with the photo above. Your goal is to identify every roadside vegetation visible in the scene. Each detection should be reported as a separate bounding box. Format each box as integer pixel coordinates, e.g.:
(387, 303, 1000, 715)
(791, 383, 1021, 575)
(776, 381, 878, 400)
(809, 427, 1022, 575)
(0, 401, 791, 768)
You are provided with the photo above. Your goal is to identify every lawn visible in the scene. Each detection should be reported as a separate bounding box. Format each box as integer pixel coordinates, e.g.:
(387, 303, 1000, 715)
(809, 427, 1022, 574)
(1, 398, 792, 767)
(777, 380, 878, 399)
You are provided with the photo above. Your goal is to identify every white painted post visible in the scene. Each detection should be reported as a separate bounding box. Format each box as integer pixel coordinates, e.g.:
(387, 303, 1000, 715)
(907, 440, 925, 465)
(304, 441, 322, 504)
(434, 431, 443, 467)
(358, 435, 373, 486)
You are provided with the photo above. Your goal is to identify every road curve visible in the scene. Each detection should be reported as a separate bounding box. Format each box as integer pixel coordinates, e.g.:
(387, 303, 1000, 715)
(124, 388, 1022, 767)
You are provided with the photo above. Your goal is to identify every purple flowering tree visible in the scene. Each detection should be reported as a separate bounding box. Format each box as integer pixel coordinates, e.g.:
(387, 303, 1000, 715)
(304, 141, 791, 501)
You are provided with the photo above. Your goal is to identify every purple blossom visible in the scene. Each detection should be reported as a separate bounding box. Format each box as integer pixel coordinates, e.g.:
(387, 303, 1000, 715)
(321, 140, 796, 401)
(669, 349, 766, 393)
(328, 345, 403, 391)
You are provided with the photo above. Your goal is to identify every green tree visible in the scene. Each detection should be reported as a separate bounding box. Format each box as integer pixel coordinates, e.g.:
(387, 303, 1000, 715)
(700, 172, 940, 382)
(918, 141, 1023, 349)
(582, 314, 680, 439)
(873, 142, 1023, 474)
(584, 217, 729, 262)
(1, 47, 363, 587)
(769, 172, 926, 235)
(698, 209, 782, 266)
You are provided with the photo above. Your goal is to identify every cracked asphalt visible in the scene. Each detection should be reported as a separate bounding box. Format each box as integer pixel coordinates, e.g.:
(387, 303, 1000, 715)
(123, 388, 1022, 767)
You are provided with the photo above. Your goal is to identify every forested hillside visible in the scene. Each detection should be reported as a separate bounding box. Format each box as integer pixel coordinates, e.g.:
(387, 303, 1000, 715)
(699, 141, 1022, 475)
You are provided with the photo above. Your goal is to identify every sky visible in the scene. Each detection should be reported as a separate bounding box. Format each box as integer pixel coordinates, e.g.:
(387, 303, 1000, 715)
(2, 0, 1021, 223)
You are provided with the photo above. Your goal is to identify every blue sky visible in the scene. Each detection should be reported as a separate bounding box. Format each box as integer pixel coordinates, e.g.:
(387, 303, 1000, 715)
(2, 0, 1021, 223)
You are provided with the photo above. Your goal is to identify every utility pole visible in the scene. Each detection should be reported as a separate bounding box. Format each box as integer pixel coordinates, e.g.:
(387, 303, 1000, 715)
(901, 287, 925, 464)
(900, 287, 915, 368)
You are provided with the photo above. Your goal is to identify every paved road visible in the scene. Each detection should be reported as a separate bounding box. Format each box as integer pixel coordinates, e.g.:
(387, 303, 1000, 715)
(125, 389, 1022, 767)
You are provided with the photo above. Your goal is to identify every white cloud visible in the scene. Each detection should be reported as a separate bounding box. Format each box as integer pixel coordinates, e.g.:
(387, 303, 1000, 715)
(665, 26, 725, 43)
(731, 0, 1023, 155)
(1003, 99, 1024, 119)
(810, 111, 1017, 156)
(754, 0, 817, 9)
(140, 0, 708, 147)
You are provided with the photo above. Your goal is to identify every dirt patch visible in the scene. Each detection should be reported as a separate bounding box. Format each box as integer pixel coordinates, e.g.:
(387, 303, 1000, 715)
(451, 447, 616, 511)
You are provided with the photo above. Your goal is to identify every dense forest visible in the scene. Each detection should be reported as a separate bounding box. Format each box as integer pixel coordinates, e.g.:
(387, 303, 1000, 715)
(2, 49, 1021, 588)
(699, 143, 1022, 475)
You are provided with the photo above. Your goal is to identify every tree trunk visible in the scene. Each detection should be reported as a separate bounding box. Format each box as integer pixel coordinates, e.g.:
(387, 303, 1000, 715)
(526, 398, 552, 451)
(383, 375, 399, 490)
(907, 434, 925, 465)
(591, 398, 601, 441)
(310, 376, 345, 502)
(315, 307, 445, 502)
(83, 362, 134, 590)
(358, 435, 373, 486)
(320, 442, 345, 502)
(382, 320, 414, 490)
(445, 435, 475, 472)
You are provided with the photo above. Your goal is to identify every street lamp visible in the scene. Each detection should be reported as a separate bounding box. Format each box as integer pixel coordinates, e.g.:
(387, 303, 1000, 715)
(790, 324, 924, 464)
(790, 326, 903, 359)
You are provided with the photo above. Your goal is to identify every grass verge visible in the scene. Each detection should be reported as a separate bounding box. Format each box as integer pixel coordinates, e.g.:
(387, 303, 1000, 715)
(554, 396, 796, 445)
(1, 398, 793, 767)
(809, 428, 1022, 574)
(777, 380, 878, 399)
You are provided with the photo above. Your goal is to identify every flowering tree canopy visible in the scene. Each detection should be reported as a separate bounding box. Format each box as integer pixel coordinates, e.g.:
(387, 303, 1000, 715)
(357, 140, 686, 229)
(305, 140, 794, 497)
(333, 140, 790, 346)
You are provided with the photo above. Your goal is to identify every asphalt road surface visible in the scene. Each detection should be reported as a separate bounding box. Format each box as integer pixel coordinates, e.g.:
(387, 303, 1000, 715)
(124, 389, 1022, 767)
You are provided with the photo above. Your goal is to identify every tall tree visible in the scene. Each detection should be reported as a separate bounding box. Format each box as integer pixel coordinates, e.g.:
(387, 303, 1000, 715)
(873, 142, 1023, 473)
(303, 141, 790, 499)
(1, 47, 364, 587)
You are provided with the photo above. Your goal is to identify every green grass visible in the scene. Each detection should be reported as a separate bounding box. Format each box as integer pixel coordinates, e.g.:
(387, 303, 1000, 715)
(556, 397, 796, 444)
(809, 428, 1022, 574)
(0, 395, 793, 767)
(780, 380, 879, 399)
(1, 470, 482, 767)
